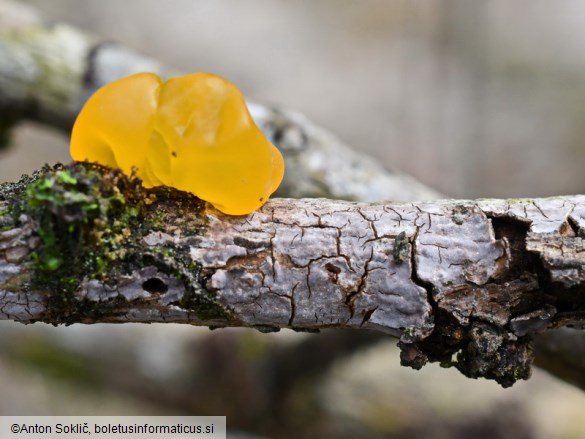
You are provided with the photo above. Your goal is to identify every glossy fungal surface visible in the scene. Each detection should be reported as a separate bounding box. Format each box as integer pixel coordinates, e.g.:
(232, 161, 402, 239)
(70, 72, 284, 215)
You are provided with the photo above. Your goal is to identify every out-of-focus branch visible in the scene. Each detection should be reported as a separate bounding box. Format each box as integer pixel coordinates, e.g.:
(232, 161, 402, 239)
(533, 328, 585, 389)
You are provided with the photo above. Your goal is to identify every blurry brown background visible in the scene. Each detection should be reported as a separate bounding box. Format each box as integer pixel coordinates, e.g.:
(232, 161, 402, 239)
(2, 1, 585, 438)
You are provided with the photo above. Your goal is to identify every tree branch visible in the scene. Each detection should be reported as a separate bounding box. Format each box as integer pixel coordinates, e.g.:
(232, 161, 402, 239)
(1, 0, 584, 389)
(2, 164, 585, 386)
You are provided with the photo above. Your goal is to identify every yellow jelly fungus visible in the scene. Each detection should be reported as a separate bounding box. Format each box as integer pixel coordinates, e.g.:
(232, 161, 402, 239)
(70, 72, 285, 215)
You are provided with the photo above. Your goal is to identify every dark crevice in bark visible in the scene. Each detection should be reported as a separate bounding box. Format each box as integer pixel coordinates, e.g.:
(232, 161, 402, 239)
(489, 216, 553, 317)
(490, 215, 585, 328)
(398, 226, 439, 370)
(566, 214, 582, 237)
(409, 226, 436, 312)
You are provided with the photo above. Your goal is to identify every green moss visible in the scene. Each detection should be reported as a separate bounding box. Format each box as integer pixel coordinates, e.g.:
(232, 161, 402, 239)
(1, 162, 234, 324)
(23, 163, 146, 322)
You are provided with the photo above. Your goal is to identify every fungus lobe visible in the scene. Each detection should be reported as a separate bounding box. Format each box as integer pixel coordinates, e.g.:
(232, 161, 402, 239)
(70, 72, 284, 215)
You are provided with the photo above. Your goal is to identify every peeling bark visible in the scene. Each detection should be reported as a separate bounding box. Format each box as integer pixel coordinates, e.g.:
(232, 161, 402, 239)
(1, 165, 585, 386)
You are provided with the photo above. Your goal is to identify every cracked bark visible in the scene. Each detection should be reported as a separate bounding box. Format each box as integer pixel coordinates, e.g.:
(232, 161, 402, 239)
(2, 165, 585, 386)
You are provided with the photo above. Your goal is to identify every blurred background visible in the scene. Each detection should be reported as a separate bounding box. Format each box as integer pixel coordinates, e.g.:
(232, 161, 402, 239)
(2, 1, 585, 438)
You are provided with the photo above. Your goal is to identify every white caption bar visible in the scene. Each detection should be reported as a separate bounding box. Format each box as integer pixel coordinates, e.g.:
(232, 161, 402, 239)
(0, 416, 226, 438)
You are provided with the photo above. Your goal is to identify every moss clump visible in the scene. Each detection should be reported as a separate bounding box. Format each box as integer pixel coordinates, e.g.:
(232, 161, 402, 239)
(0, 161, 236, 324)
(392, 231, 410, 264)
(24, 163, 145, 322)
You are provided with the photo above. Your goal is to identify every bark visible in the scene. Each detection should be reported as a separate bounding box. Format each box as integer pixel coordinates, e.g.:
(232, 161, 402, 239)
(2, 164, 585, 386)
